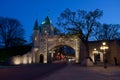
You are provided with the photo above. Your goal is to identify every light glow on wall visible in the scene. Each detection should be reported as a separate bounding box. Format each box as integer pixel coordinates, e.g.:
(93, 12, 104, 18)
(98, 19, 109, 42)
(22, 55, 27, 64)
(44, 60, 47, 63)
(13, 56, 21, 65)
(35, 37, 37, 40)
(75, 39, 79, 63)
(12, 53, 33, 65)
(34, 48, 38, 51)
(28, 57, 32, 64)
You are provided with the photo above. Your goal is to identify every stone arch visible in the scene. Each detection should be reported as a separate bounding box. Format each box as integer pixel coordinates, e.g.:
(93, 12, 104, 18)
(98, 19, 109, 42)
(48, 44, 75, 51)
(48, 41, 79, 63)
(48, 44, 75, 62)
(33, 35, 80, 63)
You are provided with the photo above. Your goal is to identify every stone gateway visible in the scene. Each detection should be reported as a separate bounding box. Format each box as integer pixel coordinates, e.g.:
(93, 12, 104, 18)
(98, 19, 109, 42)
(32, 16, 85, 64)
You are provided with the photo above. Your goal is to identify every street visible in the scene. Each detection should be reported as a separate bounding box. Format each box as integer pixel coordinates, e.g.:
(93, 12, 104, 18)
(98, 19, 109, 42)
(0, 63, 67, 80)
(37, 64, 120, 80)
(0, 63, 120, 80)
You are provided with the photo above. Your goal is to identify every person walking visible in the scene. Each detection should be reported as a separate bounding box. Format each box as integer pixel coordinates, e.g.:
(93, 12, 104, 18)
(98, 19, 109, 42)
(104, 59, 108, 68)
(114, 57, 118, 66)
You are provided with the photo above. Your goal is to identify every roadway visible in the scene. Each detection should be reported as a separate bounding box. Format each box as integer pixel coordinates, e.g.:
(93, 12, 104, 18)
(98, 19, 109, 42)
(0, 63, 67, 80)
(37, 64, 120, 80)
(0, 63, 120, 80)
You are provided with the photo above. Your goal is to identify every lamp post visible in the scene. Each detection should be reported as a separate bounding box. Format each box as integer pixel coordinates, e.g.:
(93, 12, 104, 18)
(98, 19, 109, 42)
(93, 48, 98, 54)
(100, 42, 109, 68)
(100, 42, 109, 54)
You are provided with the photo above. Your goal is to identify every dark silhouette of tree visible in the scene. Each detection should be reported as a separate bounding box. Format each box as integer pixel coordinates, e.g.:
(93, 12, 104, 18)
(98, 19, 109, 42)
(95, 24, 120, 40)
(54, 27, 62, 35)
(0, 17, 26, 48)
(57, 8, 103, 58)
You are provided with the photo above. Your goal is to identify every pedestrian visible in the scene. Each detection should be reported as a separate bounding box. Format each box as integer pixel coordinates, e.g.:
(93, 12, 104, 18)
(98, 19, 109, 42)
(114, 57, 118, 66)
(104, 59, 108, 68)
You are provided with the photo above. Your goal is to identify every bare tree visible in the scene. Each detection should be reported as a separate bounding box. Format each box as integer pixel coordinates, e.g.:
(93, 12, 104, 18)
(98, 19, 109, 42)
(57, 8, 103, 58)
(95, 24, 120, 40)
(0, 17, 26, 48)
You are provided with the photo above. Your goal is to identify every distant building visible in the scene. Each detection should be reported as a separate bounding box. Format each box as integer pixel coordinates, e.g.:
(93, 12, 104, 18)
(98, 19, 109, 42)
(89, 40, 120, 65)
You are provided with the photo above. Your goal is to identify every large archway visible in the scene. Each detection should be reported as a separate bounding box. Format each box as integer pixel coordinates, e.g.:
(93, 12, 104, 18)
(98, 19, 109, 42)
(49, 45, 75, 63)
(47, 35, 80, 63)
(33, 35, 81, 63)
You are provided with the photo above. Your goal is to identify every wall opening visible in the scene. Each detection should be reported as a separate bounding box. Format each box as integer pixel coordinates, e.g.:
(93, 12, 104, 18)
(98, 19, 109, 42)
(50, 45, 76, 63)
(39, 54, 44, 63)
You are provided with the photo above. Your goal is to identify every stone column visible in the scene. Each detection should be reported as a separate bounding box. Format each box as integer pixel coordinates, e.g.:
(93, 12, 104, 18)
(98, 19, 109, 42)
(75, 39, 79, 63)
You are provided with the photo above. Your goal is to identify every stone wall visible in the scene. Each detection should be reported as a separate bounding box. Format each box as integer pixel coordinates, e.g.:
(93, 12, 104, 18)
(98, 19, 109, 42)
(10, 52, 32, 65)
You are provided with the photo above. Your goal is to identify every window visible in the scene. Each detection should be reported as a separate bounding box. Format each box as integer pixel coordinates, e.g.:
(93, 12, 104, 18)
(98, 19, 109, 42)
(35, 37, 37, 40)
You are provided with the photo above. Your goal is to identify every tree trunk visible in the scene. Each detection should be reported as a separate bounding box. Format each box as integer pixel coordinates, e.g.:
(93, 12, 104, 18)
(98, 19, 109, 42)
(84, 40, 93, 62)
(83, 41, 89, 56)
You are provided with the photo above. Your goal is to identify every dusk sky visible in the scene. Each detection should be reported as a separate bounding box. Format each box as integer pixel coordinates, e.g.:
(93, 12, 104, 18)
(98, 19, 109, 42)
(0, 0, 120, 42)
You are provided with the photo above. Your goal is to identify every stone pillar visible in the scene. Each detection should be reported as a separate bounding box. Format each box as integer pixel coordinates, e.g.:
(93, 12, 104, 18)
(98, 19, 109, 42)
(100, 53, 104, 62)
(75, 39, 79, 63)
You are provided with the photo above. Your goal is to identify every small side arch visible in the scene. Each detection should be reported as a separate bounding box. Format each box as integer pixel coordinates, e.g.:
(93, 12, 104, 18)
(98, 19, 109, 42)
(39, 54, 44, 63)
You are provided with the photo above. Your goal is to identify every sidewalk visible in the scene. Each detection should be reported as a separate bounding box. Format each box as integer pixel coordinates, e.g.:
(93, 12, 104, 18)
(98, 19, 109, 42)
(36, 65, 120, 80)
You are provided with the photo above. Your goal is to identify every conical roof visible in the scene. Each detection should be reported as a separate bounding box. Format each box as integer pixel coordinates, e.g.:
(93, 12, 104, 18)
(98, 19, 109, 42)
(41, 16, 52, 25)
(33, 19, 39, 30)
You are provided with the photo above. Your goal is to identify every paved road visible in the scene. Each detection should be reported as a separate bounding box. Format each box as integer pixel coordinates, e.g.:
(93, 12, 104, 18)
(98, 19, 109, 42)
(0, 63, 120, 80)
(36, 64, 120, 80)
(0, 63, 67, 80)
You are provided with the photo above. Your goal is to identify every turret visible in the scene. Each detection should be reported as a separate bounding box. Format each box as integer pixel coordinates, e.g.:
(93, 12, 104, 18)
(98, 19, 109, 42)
(40, 16, 54, 35)
(33, 19, 39, 37)
(33, 19, 39, 47)
(34, 19, 39, 29)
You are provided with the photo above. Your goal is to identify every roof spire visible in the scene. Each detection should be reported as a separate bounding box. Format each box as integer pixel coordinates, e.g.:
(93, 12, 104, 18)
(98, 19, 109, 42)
(41, 16, 52, 25)
(33, 19, 39, 30)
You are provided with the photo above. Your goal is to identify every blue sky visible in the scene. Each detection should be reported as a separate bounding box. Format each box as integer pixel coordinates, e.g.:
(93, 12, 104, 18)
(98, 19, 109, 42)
(0, 0, 120, 42)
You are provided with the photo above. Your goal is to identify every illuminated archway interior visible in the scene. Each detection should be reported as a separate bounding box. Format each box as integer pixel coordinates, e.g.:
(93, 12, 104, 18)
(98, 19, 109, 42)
(49, 45, 75, 63)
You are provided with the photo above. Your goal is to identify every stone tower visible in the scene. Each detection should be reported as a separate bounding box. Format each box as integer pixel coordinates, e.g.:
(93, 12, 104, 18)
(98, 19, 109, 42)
(32, 16, 55, 63)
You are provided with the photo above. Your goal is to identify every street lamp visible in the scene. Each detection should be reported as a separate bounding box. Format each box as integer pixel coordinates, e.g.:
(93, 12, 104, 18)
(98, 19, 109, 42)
(93, 48, 98, 64)
(100, 42, 109, 68)
(93, 48, 98, 54)
(100, 42, 109, 54)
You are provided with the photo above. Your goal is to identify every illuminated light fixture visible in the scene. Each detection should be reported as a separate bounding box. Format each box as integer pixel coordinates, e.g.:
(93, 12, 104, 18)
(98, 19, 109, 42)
(94, 48, 96, 51)
(100, 42, 109, 54)
(93, 48, 98, 54)
(103, 42, 106, 45)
